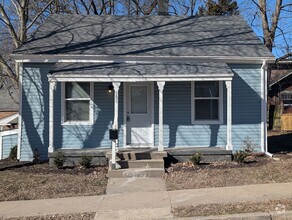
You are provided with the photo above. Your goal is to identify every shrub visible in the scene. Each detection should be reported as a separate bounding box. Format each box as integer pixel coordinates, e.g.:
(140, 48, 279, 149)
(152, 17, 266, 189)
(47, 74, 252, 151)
(9, 145, 17, 160)
(242, 136, 255, 153)
(233, 150, 248, 163)
(54, 151, 66, 168)
(190, 153, 202, 165)
(79, 154, 92, 168)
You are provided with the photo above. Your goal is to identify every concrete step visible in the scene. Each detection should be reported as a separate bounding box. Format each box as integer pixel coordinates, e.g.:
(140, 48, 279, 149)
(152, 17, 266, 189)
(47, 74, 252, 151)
(117, 159, 165, 169)
(107, 151, 167, 160)
(107, 168, 165, 178)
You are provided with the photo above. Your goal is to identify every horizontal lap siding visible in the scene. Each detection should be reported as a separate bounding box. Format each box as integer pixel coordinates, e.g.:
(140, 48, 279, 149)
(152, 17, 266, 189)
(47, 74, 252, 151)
(21, 63, 53, 161)
(155, 82, 227, 148)
(21, 64, 121, 161)
(230, 64, 262, 151)
(2, 133, 18, 159)
(55, 83, 123, 149)
(154, 65, 262, 151)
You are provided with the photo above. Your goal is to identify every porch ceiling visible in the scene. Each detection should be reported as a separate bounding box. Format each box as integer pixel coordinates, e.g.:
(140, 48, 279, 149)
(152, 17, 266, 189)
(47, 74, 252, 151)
(48, 62, 234, 82)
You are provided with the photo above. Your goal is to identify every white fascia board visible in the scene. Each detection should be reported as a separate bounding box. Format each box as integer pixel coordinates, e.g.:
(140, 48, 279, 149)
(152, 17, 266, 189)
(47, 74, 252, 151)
(13, 54, 275, 64)
(48, 75, 234, 82)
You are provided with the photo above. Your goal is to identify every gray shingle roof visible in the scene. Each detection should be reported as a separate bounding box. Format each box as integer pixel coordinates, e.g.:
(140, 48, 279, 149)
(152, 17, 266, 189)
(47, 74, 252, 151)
(0, 87, 18, 111)
(14, 15, 273, 58)
(49, 62, 233, 78)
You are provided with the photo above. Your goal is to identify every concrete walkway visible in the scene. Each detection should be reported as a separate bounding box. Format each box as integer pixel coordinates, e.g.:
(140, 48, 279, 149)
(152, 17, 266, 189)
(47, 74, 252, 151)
(1, 181, 292, 219)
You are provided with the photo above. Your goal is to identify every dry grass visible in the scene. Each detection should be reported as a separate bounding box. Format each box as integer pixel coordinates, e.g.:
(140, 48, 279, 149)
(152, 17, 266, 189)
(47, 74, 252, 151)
(0, 163, 108, 201)
(0, 213, 95, 220)
(165, 154, 292, 191)
(173, 198, 292, 217)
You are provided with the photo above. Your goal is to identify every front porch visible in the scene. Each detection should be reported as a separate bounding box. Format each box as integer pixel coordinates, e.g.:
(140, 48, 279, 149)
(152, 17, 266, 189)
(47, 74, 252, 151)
(47, 62, 234, 170)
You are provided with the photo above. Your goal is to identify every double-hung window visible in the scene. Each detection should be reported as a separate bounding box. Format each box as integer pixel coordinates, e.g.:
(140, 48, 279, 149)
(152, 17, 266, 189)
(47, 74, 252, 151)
(192, 81, 223, 124)
(62, 82, 93, 125)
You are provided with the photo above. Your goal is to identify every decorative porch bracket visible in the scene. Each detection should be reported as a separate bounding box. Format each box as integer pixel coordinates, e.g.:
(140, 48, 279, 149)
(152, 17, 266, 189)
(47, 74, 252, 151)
(111, 82, 121, 170)
(225, 80, 232, 150)
(49, 80, 57, 153)
(157, 81, 165, 151)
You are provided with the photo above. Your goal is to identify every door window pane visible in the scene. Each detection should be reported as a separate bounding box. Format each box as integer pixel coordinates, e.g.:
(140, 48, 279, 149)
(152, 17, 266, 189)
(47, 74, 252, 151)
(66, 100, 90, 121)
(195, 100, 219, 120)
(131, 86, 147, 114)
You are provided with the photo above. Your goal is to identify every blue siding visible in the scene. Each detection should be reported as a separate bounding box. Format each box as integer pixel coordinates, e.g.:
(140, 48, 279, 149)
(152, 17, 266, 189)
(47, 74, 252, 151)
(153, 64, 262, 151)
(230, 64, 262, 151)
(54, 82, 124, 149)
(1, 133, 18, 159)
(154, 82, 227, 148)
(21, 63, 123, 161)
(21, 63, 53, 161)
(20, 63, 262, 161)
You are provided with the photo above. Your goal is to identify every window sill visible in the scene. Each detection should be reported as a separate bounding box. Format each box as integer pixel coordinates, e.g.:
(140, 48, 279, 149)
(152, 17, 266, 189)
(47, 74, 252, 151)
(62, 121, 94, 126)
(192, 120, 223, 125)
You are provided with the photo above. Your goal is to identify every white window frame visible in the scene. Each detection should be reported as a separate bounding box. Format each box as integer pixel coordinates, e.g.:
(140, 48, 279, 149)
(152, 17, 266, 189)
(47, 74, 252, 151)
(61, 82, 94, 125)
(191, 81, 223, 125)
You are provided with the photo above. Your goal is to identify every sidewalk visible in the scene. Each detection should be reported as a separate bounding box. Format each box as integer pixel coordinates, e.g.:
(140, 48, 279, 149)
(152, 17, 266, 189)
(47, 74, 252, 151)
(1, 181, 292, 219)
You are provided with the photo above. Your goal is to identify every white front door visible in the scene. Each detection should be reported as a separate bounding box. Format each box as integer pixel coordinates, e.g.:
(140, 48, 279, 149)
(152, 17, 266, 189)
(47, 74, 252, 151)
(126, 82, 153, 147)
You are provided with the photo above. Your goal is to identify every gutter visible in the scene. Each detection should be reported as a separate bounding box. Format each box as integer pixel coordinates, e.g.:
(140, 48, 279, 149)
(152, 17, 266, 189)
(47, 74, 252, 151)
(261, 60, 273, 158)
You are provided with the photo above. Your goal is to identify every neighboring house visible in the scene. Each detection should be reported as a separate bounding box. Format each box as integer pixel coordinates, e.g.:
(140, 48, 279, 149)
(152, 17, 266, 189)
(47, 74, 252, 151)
(12, 15, 274, 164)
(268, 61, 292, 131)
(0, 87, 19, 159)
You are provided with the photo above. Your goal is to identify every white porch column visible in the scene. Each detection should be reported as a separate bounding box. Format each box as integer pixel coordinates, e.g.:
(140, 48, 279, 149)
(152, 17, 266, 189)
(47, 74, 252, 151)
(157, 82, 165, 151)
(49, 80, 56, 153)
(111, 82, 121, 169)
(225, 80, 232, 150)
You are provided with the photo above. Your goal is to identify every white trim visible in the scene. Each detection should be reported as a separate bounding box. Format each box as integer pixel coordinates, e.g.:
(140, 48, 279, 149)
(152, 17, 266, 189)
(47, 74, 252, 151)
(17, 62, 23, 160)
(49, 75, 234, 82)
(157, 81, 165, 151)
(61, 82, 94, 126)
(269, 71, 292, 87)
(111, 82, 121, 169)
(49, 81, 56, 153)
(123, 84, 127, 147)
(225, 80, 232, 150)
(261, 60, 268, 152)
(191, 81, 224, 125)
(12, 54, 275, 64)
(0, 129, 18, 160)
(0, 113, 19, 126)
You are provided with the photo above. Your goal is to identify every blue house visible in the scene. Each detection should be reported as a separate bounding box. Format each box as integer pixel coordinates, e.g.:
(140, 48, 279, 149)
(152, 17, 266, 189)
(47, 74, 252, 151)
(12, 15, 274, 168)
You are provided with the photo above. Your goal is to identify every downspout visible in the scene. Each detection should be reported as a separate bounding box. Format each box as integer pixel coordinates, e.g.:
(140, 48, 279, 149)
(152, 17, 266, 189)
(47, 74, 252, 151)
(261, 60, 273, 157)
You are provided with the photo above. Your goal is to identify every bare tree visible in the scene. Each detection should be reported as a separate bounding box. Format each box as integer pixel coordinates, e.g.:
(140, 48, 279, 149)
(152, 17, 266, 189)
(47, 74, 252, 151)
(249, 0, 292, 53)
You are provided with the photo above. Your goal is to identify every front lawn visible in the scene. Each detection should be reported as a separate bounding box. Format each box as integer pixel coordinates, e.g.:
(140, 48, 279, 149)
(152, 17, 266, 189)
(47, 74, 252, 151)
(0, 213, 95, 220)
(0, 162, 108, 201)
(165, 153, 292, 191)
(173, 198, 292, 217)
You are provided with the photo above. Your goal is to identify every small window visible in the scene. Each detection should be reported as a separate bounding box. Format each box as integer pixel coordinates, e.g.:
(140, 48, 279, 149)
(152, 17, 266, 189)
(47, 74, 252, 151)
(282, 93, 292, 114)
(62, 82, 93, 124)
(192, 81, 223, 124)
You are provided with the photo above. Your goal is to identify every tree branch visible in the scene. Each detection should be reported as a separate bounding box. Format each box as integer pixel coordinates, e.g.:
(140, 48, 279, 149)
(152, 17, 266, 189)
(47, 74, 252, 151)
(0, 3, 19, 48)
(26, 0, 54, 30)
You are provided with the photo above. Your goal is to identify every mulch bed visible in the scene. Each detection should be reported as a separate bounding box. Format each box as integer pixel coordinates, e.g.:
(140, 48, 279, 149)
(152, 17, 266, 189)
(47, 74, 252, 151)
(165, 153, 292, 191)
(173, 198, 292, 217)
(0, 213, 95, 220)
(0, 162, 108, 201)
(0, 158, 34, 171)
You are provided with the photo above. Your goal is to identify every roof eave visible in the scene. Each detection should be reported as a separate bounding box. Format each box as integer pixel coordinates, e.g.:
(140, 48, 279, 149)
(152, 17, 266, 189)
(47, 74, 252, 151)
(12, 54, 275, 64)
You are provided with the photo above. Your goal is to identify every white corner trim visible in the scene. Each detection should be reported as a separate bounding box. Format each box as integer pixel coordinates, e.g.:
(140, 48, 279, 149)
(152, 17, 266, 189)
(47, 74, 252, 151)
(191, 81, 224, 125)
(261, 60, 268, 152)
(61, 82, 94, 126)
(17, 62, 23, 160)
(49, 81, 56, 153)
